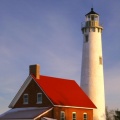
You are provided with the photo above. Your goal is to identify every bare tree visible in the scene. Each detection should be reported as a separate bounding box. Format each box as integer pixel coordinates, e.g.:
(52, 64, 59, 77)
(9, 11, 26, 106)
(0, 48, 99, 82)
(114, 110, 120, 120)
(106, 106, 115, 120)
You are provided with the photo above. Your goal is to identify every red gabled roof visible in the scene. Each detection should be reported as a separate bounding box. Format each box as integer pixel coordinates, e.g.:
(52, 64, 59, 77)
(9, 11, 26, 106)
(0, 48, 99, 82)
(32, 75, 96, 108)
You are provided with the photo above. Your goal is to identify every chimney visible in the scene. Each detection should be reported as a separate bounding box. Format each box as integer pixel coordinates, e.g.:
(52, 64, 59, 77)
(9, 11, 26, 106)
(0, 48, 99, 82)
(29, 64, 40, 79)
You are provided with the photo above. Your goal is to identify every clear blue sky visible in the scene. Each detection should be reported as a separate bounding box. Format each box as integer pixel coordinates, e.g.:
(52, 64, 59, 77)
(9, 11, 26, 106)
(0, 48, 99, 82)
(0, 0, 120, 114)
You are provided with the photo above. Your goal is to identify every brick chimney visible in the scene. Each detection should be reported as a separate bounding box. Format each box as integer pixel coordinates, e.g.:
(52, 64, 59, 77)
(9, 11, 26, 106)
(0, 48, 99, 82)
(29, 64, 40, 79)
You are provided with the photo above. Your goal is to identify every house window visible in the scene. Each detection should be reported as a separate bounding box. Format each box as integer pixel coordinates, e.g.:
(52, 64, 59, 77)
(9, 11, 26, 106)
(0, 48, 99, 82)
(85, 35, 89, 42)
(83, 113, 87, 120)
(60, 111, 65, 120)
(99, 56, 102, 65)
(72, 112, 76, 120)
(23, 94, 28, 104)
(37, 93, 42, 104)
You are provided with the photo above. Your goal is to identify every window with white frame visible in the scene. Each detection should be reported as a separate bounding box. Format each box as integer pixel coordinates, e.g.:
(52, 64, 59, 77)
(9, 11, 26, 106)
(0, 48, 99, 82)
(83, 113, 87, 120)
(23, 94, 28, 104)
(72, 112, 76, 120)
(37, 93, 42, 104)
(60, 111, 65, 120)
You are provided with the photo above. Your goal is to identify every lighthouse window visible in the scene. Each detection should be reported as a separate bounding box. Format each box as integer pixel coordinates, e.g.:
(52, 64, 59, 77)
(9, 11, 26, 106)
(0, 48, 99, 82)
(85, 35, 89, 42)
(99, 57, 102, 65)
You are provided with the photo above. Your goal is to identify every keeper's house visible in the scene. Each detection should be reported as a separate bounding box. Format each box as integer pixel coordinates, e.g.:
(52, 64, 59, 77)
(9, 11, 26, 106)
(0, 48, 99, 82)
(0, 64, 96, 120)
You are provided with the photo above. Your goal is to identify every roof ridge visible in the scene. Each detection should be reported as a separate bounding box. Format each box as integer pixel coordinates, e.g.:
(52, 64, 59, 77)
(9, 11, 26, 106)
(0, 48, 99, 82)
(32, 74, 75, 81)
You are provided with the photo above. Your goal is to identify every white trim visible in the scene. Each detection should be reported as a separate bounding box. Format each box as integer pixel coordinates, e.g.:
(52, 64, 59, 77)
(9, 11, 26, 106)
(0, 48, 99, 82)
(34, 107, 53, 120)
(9, 75, 33, 108)
(41, 117, 56, 120)
(54, 105, 95, 109)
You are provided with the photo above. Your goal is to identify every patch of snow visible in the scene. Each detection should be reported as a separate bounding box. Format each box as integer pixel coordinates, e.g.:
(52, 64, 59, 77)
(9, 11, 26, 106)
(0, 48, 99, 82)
(0, 107, 52, 119)
(41, 117, 57, 120)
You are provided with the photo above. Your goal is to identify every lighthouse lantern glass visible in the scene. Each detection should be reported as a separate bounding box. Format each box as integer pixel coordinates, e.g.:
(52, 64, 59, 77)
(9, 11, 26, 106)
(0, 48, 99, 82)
(86, 15, 99, 22)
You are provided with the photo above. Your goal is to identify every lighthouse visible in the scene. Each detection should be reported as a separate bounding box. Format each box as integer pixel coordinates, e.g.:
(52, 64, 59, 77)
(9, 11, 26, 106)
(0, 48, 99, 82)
(80, 8, 105, 120)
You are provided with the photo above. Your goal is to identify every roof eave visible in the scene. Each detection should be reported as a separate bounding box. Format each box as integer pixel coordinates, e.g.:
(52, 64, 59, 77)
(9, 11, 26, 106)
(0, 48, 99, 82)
(85, 12, 99, 16)
(85, 8, 99, 16)
(9, 75, 33, 108)
(54, 105, 96, 109)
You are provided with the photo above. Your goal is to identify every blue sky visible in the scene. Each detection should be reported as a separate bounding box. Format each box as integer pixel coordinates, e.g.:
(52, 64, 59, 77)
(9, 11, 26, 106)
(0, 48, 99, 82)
(0, 0, 120, 114)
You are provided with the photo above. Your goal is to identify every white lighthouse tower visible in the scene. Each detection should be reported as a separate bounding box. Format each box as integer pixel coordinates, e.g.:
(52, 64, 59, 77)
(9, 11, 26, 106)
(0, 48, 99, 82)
(80, 8, 105, 120)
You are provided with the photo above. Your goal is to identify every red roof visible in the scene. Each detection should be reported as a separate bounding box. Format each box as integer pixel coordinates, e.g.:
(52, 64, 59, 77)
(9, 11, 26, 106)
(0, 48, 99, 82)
(32, 75, 96, 108)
